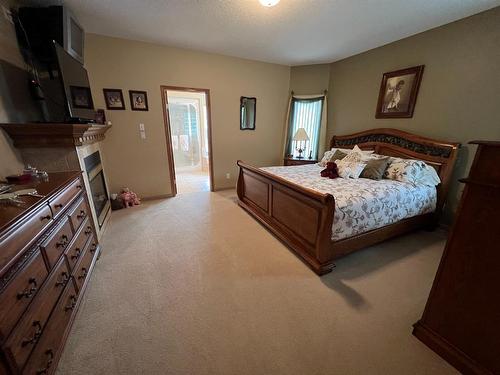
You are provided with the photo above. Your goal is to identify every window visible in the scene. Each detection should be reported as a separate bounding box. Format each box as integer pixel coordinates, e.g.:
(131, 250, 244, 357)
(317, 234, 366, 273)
(286, 97, 324, 160)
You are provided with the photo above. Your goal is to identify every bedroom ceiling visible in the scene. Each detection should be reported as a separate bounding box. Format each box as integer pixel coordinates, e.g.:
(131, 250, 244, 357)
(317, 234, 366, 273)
(31, 0, 500, 65)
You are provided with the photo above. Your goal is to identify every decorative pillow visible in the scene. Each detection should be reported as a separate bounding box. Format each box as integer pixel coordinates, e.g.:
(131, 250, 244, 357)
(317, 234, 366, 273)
(419, 164, 441, 186)
(337, 160, 367, 179)
(341, 151, 363, 163)
(352, 145, 375, 156)
(318, 150, 335, 167)
(318, 149, 347, 166)
(384, 158, 442, 186)
(384, 159, 422, 184)
(360, 156, 390, 180)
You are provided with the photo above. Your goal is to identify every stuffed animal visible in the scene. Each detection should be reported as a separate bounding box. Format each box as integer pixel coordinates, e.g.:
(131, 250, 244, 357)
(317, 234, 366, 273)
(119, 188, 141, 208)
(320, 161, 339, 179)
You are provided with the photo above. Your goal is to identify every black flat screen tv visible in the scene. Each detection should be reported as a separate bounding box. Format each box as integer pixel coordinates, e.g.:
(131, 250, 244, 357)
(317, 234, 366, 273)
(34, 42, 95, 123)
(54, 42, 95, 121)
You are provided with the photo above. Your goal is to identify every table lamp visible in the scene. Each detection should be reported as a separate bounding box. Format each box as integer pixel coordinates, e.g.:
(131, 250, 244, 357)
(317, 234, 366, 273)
(293, 128, 310, 159)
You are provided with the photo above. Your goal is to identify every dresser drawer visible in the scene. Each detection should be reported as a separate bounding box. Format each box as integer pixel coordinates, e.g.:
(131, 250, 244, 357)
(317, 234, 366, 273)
(40, 218, 73, 270)
(0, 205, 53, 275)
(0, 251, 48, 341)
(64, 219, 92, 271)
(67, 198, 89, 233)
(49, 178, 83, 220)
(3, 258, 70, 372)
(73, 237, 97, 292)
(22, 281, 78, 375)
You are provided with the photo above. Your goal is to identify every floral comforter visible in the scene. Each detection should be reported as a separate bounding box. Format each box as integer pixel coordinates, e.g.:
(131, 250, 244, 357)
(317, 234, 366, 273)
(260, 164, 436, 241)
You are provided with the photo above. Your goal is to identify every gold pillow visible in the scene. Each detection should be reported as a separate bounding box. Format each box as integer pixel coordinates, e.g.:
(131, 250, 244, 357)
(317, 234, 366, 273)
(360, 157, 390, 180)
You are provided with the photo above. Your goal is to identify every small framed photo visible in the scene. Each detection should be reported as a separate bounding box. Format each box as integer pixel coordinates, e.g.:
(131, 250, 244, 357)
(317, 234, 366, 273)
(103, 88, 125, 110)
(129, 90, 149, 111)
(70, 86, 94, 109)
(375, 65, 424, 118)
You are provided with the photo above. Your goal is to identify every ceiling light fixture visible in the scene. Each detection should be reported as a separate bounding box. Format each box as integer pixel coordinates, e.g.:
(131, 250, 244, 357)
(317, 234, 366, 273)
(259, 0, 280, 7)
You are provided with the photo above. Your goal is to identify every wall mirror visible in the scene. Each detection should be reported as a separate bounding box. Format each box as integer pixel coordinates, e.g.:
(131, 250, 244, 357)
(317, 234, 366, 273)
(240, 96, 256, 130)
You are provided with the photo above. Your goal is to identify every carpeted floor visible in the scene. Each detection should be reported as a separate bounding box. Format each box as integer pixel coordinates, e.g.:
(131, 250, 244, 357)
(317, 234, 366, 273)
(57, 190, 457, 375)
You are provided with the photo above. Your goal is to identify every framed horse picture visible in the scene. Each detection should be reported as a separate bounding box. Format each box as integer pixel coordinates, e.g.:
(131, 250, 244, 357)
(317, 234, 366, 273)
(375, 65, 424, 118)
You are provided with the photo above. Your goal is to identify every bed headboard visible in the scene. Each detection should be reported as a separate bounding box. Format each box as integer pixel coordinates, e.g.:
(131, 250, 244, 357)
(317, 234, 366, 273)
(330, 128, 460, 217)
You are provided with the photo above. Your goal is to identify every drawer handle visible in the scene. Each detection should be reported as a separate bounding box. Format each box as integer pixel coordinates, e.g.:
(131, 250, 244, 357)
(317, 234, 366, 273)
(85, 226, 92, 235)
(17, 278, 38, 300)
(71, 248, 82, 260)
(55, 271, 69, 287)
(90, 243, 97, 254)
(56, 235, 69, 248)
(54, 203, 64, 209)
(76, 210, 86, 220)
(76, 184, 83, 189)
(36, 349, 54, 375)
(77, 267, 88, 280)
(40, 215, 52, 222)
(21, 320, 42, 347)
(65, 295, 77, 312)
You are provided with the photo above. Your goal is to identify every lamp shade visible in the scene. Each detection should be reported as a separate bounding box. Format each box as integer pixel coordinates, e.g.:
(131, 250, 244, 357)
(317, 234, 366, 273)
(292, 128, 310, 141)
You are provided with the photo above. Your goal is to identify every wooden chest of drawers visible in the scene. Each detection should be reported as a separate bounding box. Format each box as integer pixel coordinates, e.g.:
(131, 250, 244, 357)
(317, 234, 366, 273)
(0, 172, 101, 374)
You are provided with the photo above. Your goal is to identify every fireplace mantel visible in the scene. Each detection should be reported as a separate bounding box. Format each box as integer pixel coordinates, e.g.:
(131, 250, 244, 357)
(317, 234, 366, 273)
(0, 123, 111, 148)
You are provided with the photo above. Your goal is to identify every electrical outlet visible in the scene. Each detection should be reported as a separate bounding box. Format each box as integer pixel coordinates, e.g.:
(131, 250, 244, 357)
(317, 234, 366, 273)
(226, 173, 231, 179)
(2, 6, 13, 25)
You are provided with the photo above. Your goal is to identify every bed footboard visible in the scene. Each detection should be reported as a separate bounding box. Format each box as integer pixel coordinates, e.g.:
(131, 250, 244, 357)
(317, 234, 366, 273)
(236, 161, 336, 275)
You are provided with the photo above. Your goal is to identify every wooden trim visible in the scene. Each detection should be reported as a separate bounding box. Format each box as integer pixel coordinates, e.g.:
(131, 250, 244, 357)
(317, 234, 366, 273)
(160, 85, 215, 195)
(237, 128, 460, 275)
(141, 194, 174, 201)
(0, 123, 111, 148)
(413, 322, 493, 375)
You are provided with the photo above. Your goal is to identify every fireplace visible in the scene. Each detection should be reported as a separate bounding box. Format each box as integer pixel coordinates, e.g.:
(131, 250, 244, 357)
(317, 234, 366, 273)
(84, 151, 110, 228)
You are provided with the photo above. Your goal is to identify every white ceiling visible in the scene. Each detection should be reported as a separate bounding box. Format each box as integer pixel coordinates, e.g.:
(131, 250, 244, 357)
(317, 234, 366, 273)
(41, 0, 500, 65)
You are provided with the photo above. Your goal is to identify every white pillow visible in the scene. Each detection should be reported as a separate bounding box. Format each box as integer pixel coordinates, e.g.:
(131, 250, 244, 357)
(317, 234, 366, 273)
(384, 159, 441, 186)
(420, 164, 441, 186)
(337, 160, 367, 179)
(319, 150, 336, 167)
(352, 145, 374, 155)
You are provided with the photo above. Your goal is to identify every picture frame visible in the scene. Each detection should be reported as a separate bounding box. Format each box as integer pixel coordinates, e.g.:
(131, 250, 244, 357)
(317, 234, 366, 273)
(103, 88, 125, 110)
(69, 85, 94, 109)
(129, 90, 149, 111)
(375, 65, 424, 118)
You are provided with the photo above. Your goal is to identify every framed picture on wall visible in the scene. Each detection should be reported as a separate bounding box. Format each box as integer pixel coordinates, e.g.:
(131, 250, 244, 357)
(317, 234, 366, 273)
(375, 65, 424, 118)
(103, 88, 125, 110)
(129, 90, 149, 111)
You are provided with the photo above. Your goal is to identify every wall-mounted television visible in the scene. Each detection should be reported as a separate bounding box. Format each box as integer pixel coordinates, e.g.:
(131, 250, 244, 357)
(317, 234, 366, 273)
(32, 42, 95, 123)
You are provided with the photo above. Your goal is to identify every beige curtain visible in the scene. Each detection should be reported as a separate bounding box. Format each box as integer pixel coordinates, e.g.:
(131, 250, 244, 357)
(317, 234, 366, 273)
(282, 91, 328, 159)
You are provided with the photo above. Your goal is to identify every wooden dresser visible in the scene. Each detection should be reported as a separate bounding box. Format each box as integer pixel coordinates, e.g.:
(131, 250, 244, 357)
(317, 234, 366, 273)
(0, 172, 100, 374)
(413, 141, 500, 374)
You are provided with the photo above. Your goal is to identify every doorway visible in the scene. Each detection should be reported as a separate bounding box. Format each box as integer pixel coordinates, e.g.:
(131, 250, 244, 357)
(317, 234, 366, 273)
(161, 86, 213, 195)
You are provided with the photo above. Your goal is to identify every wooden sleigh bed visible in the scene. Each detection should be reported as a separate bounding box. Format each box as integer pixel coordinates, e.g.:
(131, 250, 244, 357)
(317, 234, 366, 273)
(236, 128, 459, 275)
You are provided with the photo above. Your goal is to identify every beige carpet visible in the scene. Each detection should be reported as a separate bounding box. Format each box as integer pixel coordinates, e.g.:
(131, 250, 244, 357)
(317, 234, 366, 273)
(57, 190, 457, 375)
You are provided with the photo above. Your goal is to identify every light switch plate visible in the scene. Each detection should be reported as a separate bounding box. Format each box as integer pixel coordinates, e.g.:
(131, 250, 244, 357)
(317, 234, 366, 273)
(139, 123, 145, 131)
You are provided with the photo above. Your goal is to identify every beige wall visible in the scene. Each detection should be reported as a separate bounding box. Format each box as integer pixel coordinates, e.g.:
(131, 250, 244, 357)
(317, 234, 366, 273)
(289, 64, 330, 95)
(0, 0, 24, 179)
(85, 34, 290, 197)
(325, 7, 500, 221)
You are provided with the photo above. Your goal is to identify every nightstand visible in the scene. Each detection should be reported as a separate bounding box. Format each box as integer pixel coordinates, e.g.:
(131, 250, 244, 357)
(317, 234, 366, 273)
(283, 157, 318, 166)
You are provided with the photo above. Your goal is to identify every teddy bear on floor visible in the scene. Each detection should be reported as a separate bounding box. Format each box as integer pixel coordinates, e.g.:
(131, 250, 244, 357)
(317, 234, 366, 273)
(320, 161, 339, 179)
(119, 187, 141, 208)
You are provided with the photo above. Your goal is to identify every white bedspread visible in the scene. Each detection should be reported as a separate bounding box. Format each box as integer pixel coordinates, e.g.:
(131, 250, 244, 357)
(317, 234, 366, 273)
(260, 164, 437, 241)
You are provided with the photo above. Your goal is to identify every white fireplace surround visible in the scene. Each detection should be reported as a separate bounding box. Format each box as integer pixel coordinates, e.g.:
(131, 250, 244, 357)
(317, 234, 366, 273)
(77, 142, 111, 240)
